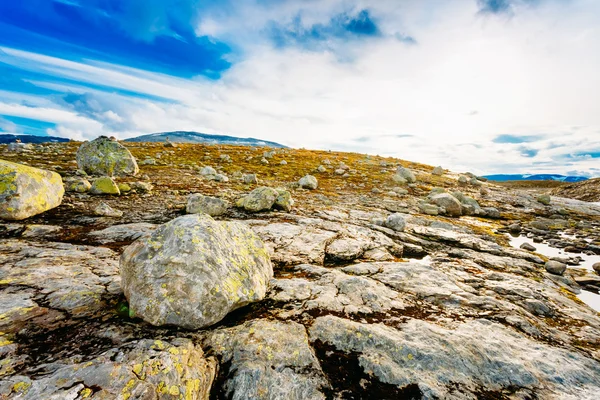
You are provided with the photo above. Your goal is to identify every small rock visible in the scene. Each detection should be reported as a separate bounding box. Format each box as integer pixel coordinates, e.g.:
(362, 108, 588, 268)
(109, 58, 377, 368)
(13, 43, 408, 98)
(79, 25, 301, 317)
(94, 202, 123, 217)
(187, 194, 229, 216)
(280, 160, 288, 165)
(298, 175, 318, 190)
(592, 263, 600, 274)
(236, 186, 279, 212)
(117, 183, 131, 193)
(508, 223, 522, 233)
(537, 194, 551, 205)
(317, 165, 327, 173)
(432, 166, 444, 176)
(243, 173, 258, 184)
(520, 243, 536, 252)
(200, 166, 217, 176)
(395, 167, 416, 183)
(261, 157, 269, 164)
(274, 189, 294, 212)
(458, 175, 468, 184)
(65, 177, 91, 193)
(89, 177, 120, 195)
(131, 181, 153, 193)
(419, 202, 439, 215)
(384, 213, 406, 232)
(545, 261, 567, 275)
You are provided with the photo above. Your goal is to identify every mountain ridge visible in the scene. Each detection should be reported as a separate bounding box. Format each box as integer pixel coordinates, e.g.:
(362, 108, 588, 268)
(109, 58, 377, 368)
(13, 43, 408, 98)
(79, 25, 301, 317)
(124, 131, 287, 148)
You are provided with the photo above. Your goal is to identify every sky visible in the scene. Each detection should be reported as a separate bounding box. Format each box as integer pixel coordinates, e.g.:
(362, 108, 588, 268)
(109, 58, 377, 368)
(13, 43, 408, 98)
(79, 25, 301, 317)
(0, 0, 599, 177)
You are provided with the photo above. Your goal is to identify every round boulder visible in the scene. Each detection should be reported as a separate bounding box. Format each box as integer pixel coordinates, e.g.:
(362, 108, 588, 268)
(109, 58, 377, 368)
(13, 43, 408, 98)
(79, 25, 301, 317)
(120, 214, 273, 329)
(545, 261, 567, 275)
(298, 174, 318, 190)
(76, 136, 139, 177)
(0, 159, 64, 220)
(430, 193, 463, 217)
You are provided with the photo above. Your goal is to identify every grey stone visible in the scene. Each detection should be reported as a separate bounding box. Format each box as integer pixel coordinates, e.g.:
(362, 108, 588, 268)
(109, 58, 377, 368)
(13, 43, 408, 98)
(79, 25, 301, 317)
(384, 213, 406, 232)
(204, 319, 327, 400)
(520, 242, 536, 252)
(432, 166, 444, 176)
(545, 261, 567, 275)
(186, 194, 229, 216)
(236, 186, 278, 212)
(395, 167, 416, 183)
(120, 214, 273, 329)
(76, 136, 138, 176)
(309, 316, 600, 399)
(299, 175, 318, 190)
(93, 202, 123, 217)
(430, 193, 462, 217)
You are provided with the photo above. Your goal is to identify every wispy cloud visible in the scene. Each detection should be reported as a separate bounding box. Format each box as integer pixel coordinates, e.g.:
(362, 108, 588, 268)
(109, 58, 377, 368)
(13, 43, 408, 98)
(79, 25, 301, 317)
(0, 0, 598, 177)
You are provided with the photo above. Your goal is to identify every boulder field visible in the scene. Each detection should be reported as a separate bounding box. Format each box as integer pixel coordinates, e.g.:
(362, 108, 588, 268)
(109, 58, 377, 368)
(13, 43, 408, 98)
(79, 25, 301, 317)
(1, 140, 600, 399)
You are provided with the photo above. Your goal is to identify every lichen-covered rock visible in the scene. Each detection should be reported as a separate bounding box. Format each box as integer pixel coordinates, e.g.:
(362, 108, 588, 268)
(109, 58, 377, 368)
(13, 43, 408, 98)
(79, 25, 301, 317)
(186, 194, 229, 216)
(204, 319, 328, 400)
(236, 186, 278, 212)
(89, 176, 120, 195)
(274, 188, 294, 211)
(430, 193, 462, 217)
(76, 136, 139, 176)
(0, 159, 64, 220)
(131, 181, 153, 193)
(120, 214, 273, 329)
(65, 177, 91, 193)
(395, 167, 416, 183)
(0, 338, 216, 400)
(299, 174, 318, 190)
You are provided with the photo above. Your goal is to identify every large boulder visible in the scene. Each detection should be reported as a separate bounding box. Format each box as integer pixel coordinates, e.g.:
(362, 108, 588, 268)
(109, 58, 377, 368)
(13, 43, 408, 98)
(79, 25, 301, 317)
(120, 214, 273, 329)
(430, 193, 463, 217)
(76, 136, 139, 176)
(0, 159, 64, 220)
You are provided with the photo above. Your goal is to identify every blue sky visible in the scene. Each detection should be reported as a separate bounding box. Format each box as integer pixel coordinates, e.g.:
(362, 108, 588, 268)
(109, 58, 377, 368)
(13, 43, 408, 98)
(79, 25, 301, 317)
(0, 0, 599, 176)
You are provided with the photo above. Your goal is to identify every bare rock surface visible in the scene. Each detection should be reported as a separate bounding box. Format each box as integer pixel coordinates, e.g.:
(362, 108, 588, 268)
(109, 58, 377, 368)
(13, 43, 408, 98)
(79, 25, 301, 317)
(1, 141, 600, 399)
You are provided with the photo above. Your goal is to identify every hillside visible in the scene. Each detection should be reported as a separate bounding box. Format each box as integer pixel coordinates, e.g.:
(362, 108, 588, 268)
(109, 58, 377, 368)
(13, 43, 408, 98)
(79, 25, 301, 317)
(552, 178, 600, 202)
(125, 131, 287, 148)
(1, 140, 600, 399)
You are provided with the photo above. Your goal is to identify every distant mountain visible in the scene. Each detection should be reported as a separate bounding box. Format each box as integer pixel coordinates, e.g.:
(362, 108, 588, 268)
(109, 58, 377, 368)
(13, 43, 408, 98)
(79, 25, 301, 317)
(0, 134, 70, 144)
(124, 131, 287, 148)
(483, 174, 588, 183)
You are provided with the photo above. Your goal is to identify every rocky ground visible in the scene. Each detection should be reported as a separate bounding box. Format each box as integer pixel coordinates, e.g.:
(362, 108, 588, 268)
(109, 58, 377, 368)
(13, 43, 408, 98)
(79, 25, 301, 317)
(1, 141, 600, 399)
(551, 178, 600, 203)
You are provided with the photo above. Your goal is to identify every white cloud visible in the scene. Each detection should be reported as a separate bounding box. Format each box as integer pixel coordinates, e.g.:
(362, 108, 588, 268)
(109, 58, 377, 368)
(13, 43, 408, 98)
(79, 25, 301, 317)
(1, 0, 599, 176)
